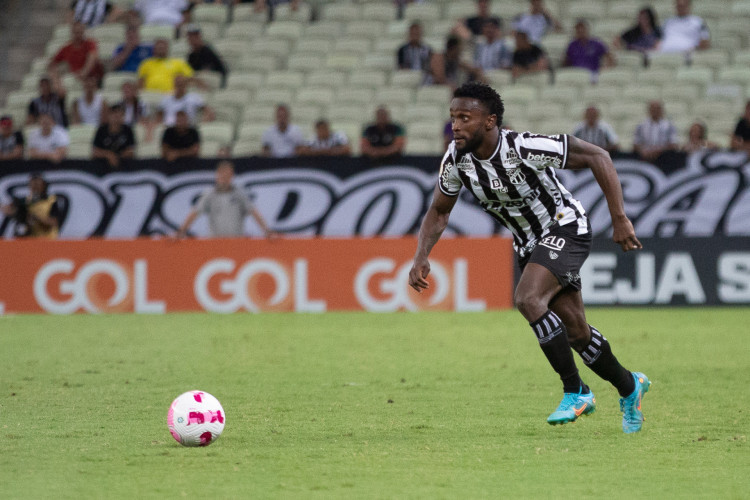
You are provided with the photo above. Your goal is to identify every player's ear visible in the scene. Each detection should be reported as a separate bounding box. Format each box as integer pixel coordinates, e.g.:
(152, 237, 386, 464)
(486, 113, 497, 130)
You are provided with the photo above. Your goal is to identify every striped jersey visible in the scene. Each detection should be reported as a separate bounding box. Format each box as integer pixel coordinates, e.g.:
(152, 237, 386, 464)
(438, 129, 588, 256)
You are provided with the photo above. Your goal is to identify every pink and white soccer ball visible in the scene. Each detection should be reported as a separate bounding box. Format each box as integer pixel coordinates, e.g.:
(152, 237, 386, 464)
(167, 390, 225, 447)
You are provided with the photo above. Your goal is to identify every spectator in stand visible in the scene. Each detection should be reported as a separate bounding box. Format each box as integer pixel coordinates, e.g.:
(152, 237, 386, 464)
(161, 110, 200, 161)
(0, 173, 61, 239)
(681, 121, 718, 153)
(158, 74, 214, 126)
(572, 105, 619, 153)
(72, 75, 108, 126)
(425, 35, 483, 89)
(0, 115, 25, 161)
(109, 25, 153, 73)
(297, 119, 351, 156)
(563, 20, 615, 77)
(186, 24, 228, 86)
(261, 104, 305, 158)
(28, 113, 70, 163)
(397, 22, 432, 72)
(132, 0, 189, 28)
(633, 101, 679, 161)
(657, 0, 710, 53)
(512, 0, 562, 44)
(511, 30, 549, 81)
(119, 80, 150, 127)
(27, 76, 68, 127)
(92, 104, 136, 168)
(614, 7, 662, 52)
(69, 0, 124, 27)
(731, 101, 750, 154)
(474, 19, 512, 71)
(175, 161, 276, 239)
(453, 0, 502, 41)
(361, 106, 406, 161)
(137, 38, 196, 93)
(48, 22, 104, 85)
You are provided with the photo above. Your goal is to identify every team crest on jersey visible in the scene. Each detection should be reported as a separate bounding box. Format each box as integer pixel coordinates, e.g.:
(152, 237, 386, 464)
(490, 178, 508, 193)
(457, 156, 474, 172)
(549, 251, 559, 260)
(503, 148, 522, 166)
(507, 168, 526, 185)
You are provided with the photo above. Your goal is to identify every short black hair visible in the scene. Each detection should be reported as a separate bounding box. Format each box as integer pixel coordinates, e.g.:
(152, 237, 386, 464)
(453, 82, 505, 127)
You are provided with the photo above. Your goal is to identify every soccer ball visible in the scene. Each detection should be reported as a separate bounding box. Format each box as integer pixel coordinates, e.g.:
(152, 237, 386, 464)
(167, 390, 225, 447)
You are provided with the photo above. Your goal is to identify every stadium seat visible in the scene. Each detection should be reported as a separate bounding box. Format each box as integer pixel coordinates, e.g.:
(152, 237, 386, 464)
(266, 21, 304, 41)
(287, 53, 326, 72)
(597, 68, 637, 90)
(90, 24, 126, 42)
(247, 38, 291, 58)
(335, 88, 376, 106)
(226, 72, 264, 92)
(295, 87, 335, 107)
(513, 71, 551, 88)
(374, 37, 403, 55)
(361, 2, 397, 23)
(273, 2, 312, 22)
(426, 20, 457, 39)
(200, 122, 234, 144)
(294, 38, 333, 56)
(193, 4, 229, 24)
(292, 105, 324, 129)
(391, 71, 424, 88)
(321, 3, 362, 22)
(199, 141, 225, 158)
(327, 105, 372, 123)
(613, 51, 646, 70)
(237, 122, 270, 143)
(307, 70, 347, 88)
(565, 1, 607, 20)
(404, 103, 444, 123)
(730, 0, 750, 15)
(140, 25, 173, 42)
(525, 102, 566, 122)
(403, 3, 443, 22)
(500, 86, 537, 105)
(5, 90, 37, 109)
(241, 104, 277, 124)
(636, 68, 676, 86)
(623, 84, 661, 102)
(344, 21, 388, 40)
(675, 67, 715, 87)
(264, 70, 305, 90)
(303, 21, 343, 39)
(324, 53, 360, 71)
(539, 85, 579, 104)
(608, 102, 646, 121)
(484, 70, 513, 88)
(717, 66, 750, 87)
(386, 20, 410, 38)
(231, 4, 266, 23)
(374, 87, 414, 106)
(237, 54, 281, 73)
(405, 137, 442, 155)
(348, 70, 389, 90)
(732, 50, 750, 66)
(333, 37, 372, 55)
(647, 52, 688, 70)
(252, 88, 295, 107)
(211, 104, 243, 126)
(581, 85, 620, 104)
(666, 83, 701, 102)
(555, 68, 593, 86)
(445, 1, 476, 20)
(361, 53, 394, 73)
(415, 86, 452, 106)
(712, 35, 744, 52)
(67, 142, 92, 160)
(223, 22, 265, 40)
(690, 50, 731, 71)
(194, 71, 222, 91)
(231, 140, 258, 158)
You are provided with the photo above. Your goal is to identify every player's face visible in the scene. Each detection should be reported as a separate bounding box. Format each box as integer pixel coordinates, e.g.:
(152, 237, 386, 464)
(450, 97, 492, 155)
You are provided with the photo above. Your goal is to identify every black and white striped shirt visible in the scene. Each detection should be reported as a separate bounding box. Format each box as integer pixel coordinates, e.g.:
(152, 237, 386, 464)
(572, 120, 619, 150)
(71, 0, 112, 28)
(438, 130, 588, 256)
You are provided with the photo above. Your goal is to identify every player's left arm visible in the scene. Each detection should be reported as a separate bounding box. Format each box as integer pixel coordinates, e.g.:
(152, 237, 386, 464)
(564, 135, 642, 252)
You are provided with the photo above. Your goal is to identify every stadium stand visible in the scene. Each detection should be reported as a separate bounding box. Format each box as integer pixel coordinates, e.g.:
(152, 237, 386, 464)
(3, 0, 750, 157)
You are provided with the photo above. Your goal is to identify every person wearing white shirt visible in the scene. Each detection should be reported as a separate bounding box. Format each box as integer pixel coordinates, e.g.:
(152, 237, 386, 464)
(474, 18, 512, 70)
(72, 76, 107, 126)
(657, 0, 710, 53)
(132, 0, 188, 27)
(159, 75, 214, 126)
(511, 0, 562, 44)
(633, 101, 679, 161)
(261, 104, 305, 158)
(572, 106, 619, 153)
(28, 113, 70, 163)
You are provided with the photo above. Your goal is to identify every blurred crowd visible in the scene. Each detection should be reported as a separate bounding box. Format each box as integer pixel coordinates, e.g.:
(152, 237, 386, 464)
(1, 0, 750, 167)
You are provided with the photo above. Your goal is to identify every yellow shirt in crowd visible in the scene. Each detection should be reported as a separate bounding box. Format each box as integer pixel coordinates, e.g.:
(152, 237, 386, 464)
(137, 57, 194, 92)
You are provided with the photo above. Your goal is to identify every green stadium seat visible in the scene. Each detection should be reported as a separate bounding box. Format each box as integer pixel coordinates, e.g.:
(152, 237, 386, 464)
(540, 85, 579, 104)
(675, 67, 715, 87)
(636, 68, 677, 86)
(566, 1, 607, 20)
(333, 37, 372, 55)
(717, 66, 750, 87)
(264, 70, 305, 90)
(335, 88, 376, 106)
(405, 137, 443, 155)
(403, 3, 443, 22)
(361, 2, 398, 23)
(303, 21, 343, 39)
(199, 141, 225, 158)
(348, 70, 389, 90)
(344, 21, 388, 40)
(326, 53, 361, 71)
(223, 22, 265, 40)
(193, 4, 229, 25)
(374, 87, 414, 106)
(287, 53, 326, 72)
(555, 68, 593, 86)
(391, 71, 423, 88)
(67, 142, 92, 159)
(252, 88, 294, 106)
(307, 70, 348, 88)
(415, 86, 452, 106)
(266, 21, 304, 41)
(231, 4, 266, 23)
(295, 87, 335, 106)
(236, 54, 281, 72)
(321, 3, 362, 22)
(199, 122, 235, 143)
(273, 2, 312, 22)
(226, 72, 264, 91)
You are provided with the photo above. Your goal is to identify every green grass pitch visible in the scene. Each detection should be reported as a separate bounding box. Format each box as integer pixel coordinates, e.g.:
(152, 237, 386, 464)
(1, 309, 748, 499)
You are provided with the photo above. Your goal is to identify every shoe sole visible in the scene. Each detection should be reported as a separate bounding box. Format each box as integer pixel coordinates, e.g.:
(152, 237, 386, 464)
(547, 404, 596, 425)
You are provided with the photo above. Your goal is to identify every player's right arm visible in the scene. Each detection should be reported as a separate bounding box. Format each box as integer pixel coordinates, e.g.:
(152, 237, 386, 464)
(408, 185, 458, 293)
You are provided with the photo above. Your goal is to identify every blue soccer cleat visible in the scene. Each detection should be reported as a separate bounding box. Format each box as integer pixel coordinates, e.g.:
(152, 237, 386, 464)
(620, 372, 651, 434)
(547, 388, 596, 425)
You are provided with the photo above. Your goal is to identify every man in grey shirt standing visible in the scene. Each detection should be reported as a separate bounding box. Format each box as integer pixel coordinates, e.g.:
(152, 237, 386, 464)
(175, 161, 275, 238)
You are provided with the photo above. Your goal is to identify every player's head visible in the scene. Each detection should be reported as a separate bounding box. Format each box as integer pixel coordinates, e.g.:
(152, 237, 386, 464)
(451, 82, 504, 155)
(215, 161, 234, 189)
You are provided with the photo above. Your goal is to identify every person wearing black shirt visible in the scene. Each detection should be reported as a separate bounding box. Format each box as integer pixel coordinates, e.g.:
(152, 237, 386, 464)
(731, 101, 750, 154)
(361, 106, 406, 161)
(0, 115, 24, 160)
(27, 77, 69, 128)
(511, 30, 549, 81)
(161, 110, 200, 161)
(93, 104, 135, 168)
(186, 25, 228, 87)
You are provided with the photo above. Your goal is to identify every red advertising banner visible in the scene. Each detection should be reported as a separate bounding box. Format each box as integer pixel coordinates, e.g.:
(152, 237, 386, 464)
(0, 237, 514, 314)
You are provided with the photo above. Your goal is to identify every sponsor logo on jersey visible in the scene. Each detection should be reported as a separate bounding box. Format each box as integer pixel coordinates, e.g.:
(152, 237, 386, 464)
(503, 148, 522, 166)
(525, 152, 563, 168)
(490, 178, 508, 193)
(507, 168, 526, 185)
(439, 160, 453, 186)
(540, 235, 566, 251)
(457, 156, 475, 172)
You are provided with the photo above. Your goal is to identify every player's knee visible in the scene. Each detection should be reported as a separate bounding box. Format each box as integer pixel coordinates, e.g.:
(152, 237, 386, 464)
(514, 289, 546, 321)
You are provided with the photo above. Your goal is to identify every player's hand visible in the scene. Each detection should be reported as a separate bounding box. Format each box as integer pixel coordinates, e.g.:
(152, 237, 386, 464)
(408, 258, 430, 293)
(612, 216, 642, 252)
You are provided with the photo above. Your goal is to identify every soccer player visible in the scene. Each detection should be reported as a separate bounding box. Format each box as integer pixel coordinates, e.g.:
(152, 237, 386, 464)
(408, 82, 650, 433)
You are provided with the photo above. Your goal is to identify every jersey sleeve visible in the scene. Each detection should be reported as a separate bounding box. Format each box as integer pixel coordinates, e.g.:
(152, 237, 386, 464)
(437, 144, 462, 196)
(515, 132, 569, 170)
